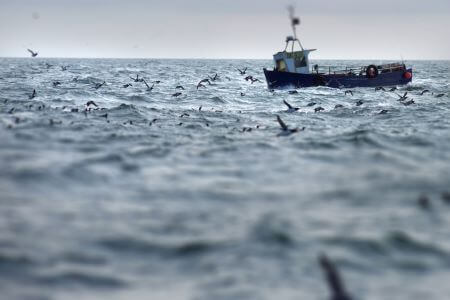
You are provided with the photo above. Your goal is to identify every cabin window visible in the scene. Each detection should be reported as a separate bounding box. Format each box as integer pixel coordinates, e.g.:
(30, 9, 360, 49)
(294, 56, 307, 68)
(287, 51, 308, 68)
(276, 60, 287, 72)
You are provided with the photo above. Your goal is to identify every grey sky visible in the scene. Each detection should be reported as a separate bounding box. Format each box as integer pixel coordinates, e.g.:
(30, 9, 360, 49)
(1, 0, 449, 59)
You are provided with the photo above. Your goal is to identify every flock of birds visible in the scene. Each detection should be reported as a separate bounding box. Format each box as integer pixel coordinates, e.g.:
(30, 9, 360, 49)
(4, 51, 450, 300)
(9, 48, 447, 138)
(13, 51, 450, 203)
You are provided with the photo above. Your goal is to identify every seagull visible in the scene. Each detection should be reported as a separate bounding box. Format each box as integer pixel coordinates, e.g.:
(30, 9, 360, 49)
(198, 78, 211, 85)
(61, 66, 67, 71)
(250, 77, 261, 84)
(419, 89, 430, 96)
(375, 86, 386, 91)
(344, 90, 353, 96)
(435, 93, 445, 98)
(197, 79, 212, 89)
(52, 81, 62, 87)
(29, 89, 36, 99)
(334, 104, 344, 109)
(94, 81, 106, 89)
(142, 79, 154, 91)
(403, 99, 415, 106)
(288, 90, 298, 95)
(396, 92, 408, 101)
(389, 87, 397, 92)
(123, 83, 132, 88)
(27, 49, 38, 57)
(86, 101, 98, 107)
(237, 67, 247, 75)
(172, 92, 182, 97)
(130, 74, 143, 82)
(283, 100, 299, 113)
(356, 100, 363, 106)
(307, 102, 317, 107)
(208, 73, 219, 81)
(379, 109, 389, 114)
(315, 106, 325, 112)
(319, 254, 353, 300)
(276, 115, 303, 136)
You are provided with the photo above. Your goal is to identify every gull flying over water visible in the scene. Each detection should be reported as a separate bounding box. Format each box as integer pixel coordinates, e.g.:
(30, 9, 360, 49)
(197, 79, 211, 89)
(94, 81, 106, 89)
(130, 74, 144, 83)
(27, 49, 38, 57)
(208, 73, 219, 81)
(142, 79, 154, 91)
(29, 89, 37, 99)
(276, 115, 303, 136)
(403, 99, 415, 106)
(319, 254, 353, 300)
(283, 100, 299, 113)
(396, 92, 408, 101)
(86, 101, 98, 107)
(237, 67, 247, 75)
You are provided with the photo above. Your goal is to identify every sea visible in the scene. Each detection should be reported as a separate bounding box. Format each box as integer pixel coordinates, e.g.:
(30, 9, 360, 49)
(0, 58, 449, 300)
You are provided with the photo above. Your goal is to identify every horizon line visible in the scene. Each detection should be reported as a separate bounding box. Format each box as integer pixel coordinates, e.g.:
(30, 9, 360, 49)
(1, 56, 449, 61)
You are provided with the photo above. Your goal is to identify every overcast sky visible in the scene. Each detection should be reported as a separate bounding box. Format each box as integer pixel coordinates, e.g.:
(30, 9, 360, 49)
(1, 0, 449, 60)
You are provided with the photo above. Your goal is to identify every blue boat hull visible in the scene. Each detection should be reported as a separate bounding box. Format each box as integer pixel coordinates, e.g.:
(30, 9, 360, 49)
(263, 68, 412, 89)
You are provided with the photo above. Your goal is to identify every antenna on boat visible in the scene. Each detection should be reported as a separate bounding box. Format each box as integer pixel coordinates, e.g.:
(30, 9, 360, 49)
(287, 5, 304, 52)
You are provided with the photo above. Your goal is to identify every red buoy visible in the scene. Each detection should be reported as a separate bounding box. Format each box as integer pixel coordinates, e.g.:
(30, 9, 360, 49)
(403, 71, 412, 79)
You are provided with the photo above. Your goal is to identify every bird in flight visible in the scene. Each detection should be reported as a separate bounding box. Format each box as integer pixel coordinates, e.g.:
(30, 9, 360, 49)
(27, 49, 38, 57)
(237, 67, 247, 75)
(276, 115, 304, 136)
(282, 100, 299, 113)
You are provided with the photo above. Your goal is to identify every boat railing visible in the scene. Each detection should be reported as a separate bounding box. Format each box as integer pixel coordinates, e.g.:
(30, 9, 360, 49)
(311, 63, 405, 76)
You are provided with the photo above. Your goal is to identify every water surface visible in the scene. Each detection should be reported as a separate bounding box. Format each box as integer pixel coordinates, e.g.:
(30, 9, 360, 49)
(1, 58, 449, 300)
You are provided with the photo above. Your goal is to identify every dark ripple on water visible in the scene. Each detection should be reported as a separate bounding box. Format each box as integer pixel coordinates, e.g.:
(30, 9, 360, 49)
(1, 58, 450, 300)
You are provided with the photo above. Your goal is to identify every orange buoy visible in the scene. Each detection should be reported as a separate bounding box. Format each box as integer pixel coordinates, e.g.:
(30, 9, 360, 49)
(403, 72, 412, 79)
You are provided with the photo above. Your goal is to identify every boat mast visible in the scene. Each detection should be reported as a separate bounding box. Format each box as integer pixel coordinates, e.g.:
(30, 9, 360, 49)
(288, 6, 304, 52)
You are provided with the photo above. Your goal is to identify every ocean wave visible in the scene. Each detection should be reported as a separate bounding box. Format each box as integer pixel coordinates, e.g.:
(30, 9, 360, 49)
(35, 271, 126, 288)
(98, 236, 223, 258)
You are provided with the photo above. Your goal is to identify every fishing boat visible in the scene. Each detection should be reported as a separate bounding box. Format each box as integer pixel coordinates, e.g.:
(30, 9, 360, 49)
(263, 8, 413, 89)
